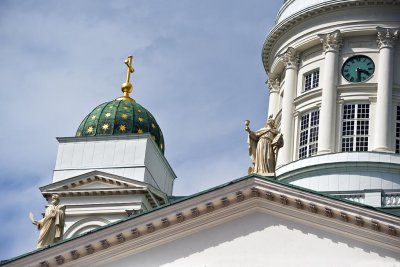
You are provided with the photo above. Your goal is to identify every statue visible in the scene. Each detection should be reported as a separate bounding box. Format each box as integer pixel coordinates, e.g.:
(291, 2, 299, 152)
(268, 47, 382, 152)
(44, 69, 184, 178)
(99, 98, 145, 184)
(245, 115, 283, 175)
(29, 194, 66, 248)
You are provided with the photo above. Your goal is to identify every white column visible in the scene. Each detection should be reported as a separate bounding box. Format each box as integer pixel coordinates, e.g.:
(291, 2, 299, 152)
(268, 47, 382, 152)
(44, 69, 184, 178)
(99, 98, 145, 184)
(373, 27, 399, 152)
(277, 47, 299, 167)
(267, 76, 280, 118)
(317, 30, 342, 154)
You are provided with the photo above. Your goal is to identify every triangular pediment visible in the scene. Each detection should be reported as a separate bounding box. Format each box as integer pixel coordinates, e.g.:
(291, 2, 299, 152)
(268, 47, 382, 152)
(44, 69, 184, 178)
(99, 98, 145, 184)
(6, 175, 400, 267)
(41, 171, 149, 192)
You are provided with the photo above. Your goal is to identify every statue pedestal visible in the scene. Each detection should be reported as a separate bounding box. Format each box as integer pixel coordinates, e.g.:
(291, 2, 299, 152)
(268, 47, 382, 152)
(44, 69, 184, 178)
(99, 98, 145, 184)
(254, 172, 276, 178)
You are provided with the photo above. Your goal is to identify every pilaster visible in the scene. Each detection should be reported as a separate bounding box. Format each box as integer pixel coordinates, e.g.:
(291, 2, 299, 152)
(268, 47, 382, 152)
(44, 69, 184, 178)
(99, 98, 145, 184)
(277, 47, 299, 167)
(373, 27, 399, 152)
(267, 74, 281, 118)
(317, 30, 342, 154)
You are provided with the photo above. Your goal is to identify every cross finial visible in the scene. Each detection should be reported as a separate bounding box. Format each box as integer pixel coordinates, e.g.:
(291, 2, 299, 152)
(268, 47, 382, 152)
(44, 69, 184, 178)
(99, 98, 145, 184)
(124, 55, 134, 84)
(120, 55, 135, 100)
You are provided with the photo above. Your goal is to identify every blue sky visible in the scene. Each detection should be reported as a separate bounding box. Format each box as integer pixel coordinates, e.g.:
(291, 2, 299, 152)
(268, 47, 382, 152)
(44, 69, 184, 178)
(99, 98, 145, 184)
(0, 0, 282, 259)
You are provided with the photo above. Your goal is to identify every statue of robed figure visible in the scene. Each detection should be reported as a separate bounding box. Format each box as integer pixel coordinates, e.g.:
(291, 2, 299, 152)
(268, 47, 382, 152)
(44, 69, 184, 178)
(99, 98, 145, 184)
(29, 194, 66, 248)
(245, 115, 283, 175)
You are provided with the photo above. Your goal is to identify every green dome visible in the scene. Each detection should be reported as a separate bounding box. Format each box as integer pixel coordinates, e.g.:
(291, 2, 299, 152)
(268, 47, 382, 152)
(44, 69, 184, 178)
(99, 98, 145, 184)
(76, 99, 165, 153)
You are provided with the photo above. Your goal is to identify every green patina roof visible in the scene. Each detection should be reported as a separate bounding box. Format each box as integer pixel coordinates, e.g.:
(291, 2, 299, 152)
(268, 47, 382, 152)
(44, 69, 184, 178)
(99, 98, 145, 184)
(75, 99, 165, 153)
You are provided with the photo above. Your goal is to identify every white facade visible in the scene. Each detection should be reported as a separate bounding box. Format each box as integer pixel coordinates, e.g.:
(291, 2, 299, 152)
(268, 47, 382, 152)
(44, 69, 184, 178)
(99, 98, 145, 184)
(263, 0, 400, 207)
(53, 134, 175, 196)
(4, 176, 399, 267)
(43, 133, 176, 238)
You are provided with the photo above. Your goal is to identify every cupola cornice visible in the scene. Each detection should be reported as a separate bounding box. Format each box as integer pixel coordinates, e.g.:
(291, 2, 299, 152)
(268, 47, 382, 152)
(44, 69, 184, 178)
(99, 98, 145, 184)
(262, 0, 400, 73)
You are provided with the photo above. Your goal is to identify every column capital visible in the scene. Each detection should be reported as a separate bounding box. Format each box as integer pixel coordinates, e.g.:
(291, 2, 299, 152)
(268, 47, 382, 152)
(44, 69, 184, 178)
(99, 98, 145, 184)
(267, 76, 280, 93)
(376, 27, 399, 49)
(318, 30, 342, 53)
(279, 47, 299, 69)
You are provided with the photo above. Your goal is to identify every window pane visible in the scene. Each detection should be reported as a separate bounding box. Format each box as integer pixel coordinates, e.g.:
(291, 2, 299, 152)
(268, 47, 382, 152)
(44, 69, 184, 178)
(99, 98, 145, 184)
(341, 104, 369, 152)
(298, 110, 319, 158)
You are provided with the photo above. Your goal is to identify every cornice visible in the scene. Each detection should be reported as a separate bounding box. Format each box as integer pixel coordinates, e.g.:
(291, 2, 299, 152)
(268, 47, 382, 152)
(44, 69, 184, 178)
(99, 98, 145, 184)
(40, 172, 168, 207)
(262, 0, 400, 72)
(4, 176, 399, 267)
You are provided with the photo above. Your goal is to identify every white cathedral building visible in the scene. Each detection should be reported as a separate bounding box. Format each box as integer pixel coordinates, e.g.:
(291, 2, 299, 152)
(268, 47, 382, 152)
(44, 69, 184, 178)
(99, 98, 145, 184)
(1, 0, 400, 266)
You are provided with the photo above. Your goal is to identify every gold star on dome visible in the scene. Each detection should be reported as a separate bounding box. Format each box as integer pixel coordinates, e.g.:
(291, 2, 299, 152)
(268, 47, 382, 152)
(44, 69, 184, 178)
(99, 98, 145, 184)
(87, 126, 94, 134)
(77, 132, 81, 137)
(137, 109, 142, 113)
(109, 106, 114, 109)
(151, 135, 156, 140)
(137, 128, 143, 134)
(91, 115, 96, 120)
(138, 117, 144, 122)
(151, 123, 156, 129)
(121, 113, 128, 119)
(119, 125, 126, 132)
(105, 112, 111, 118)
(123, 106, 129, 110)
(160, 143, 163, 150)
(102, 124, 109, 130)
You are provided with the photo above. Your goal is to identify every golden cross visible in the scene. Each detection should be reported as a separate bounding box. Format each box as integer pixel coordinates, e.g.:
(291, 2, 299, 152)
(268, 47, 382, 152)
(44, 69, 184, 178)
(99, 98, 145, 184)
(124, 55, 135, 84)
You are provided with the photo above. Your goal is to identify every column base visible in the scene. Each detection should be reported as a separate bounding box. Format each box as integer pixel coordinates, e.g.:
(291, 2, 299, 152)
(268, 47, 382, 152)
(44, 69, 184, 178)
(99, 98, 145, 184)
(317, 149, 332, 155)
(372, 147, 392, 153)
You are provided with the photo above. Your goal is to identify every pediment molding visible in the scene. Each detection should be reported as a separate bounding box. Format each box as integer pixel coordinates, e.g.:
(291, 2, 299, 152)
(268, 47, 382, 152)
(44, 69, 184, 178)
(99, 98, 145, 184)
(5, 176, 399, 267)
(40, 171, 167, 207)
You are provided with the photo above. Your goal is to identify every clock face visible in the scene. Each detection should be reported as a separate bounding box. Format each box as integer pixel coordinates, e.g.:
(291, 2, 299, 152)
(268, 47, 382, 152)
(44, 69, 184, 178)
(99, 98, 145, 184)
(341, 55, 375, 83)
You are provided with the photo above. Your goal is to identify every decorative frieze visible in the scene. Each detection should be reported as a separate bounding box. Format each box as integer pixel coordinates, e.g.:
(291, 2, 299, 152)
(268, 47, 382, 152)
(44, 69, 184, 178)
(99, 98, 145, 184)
(318, 30, 342, 52)
(376, 27, 399, 49)
(85, 245, 95, 254)
(55, 255, 65, 265)
(325, 208, 333, 218)
(236, 191, 245, 202)
(251, 187, 260, 197)
(355, 216, 363, 226)
(131, 228, 140, 238)
(191, 207, 200, 217)
(371, 220, 380, 231)
(176, 212, 185, 223)
(25, 180, 400, 266)
(116, 233, 126, 243)
(280, 195, 288, 205)
(70, 250, 80, 260)
(206, 202, 215, 212)
(146, 223, 155, 233)
(265, 191, 274, 200)
(221, 197, 230, 207)
(161, 218, 170, 227)
(100, 239, 110, 249)
(295, 199, 303, 209)
(279, 47, 299, 69)
(309, 203, 318, 213)
(388, 225, 397, 236)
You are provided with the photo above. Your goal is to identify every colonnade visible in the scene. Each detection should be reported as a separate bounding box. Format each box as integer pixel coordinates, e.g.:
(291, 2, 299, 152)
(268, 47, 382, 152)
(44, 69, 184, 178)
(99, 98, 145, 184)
(267, 27, 399, 167)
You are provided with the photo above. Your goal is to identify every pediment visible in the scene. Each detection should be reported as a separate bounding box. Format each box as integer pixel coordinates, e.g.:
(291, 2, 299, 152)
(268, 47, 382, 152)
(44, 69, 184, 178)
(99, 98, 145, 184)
(40, 171, 159, 198)
(40, 171, 149, 193)
(8, 175, 400, 267)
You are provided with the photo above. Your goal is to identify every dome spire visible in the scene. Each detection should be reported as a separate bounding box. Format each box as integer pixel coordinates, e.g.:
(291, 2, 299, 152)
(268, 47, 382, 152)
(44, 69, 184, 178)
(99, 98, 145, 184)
(120, 55, 135, 101)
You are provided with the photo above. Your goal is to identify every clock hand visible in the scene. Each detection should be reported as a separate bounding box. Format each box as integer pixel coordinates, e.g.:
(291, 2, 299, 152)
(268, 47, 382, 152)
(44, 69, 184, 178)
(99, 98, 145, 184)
(356, 68, 361, 82)
(360, 69, 371, 75)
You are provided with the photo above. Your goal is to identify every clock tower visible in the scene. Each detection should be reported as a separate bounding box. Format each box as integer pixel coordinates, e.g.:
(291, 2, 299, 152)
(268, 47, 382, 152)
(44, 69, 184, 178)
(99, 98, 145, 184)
(263, 0, 400, 208)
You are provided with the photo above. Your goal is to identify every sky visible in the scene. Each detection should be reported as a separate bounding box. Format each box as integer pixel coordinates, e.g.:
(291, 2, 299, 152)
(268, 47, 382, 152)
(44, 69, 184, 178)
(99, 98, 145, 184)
(0, 0, 282, 260)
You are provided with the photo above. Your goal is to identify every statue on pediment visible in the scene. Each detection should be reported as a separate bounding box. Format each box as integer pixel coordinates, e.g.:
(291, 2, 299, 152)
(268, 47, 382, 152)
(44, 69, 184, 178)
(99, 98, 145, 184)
(245, 115, 283, 175)
(30, 194, 66, 248)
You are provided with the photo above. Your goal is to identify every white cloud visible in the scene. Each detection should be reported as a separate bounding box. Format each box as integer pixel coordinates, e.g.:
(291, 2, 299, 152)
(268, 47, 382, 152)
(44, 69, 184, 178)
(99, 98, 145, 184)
(0, 0, 281, 260)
